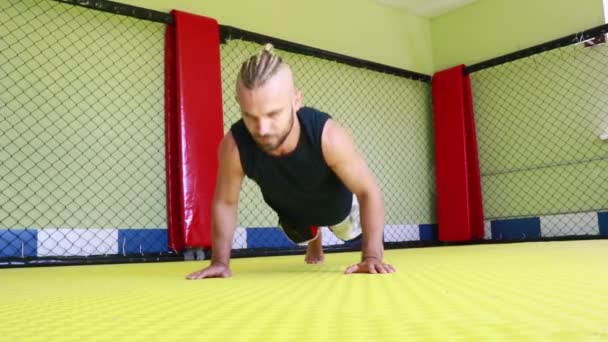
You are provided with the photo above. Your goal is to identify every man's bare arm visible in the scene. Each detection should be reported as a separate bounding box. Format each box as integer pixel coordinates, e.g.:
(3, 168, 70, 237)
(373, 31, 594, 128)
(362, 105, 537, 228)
(186, 132, 244, 279)
(321, 119, 395, 274)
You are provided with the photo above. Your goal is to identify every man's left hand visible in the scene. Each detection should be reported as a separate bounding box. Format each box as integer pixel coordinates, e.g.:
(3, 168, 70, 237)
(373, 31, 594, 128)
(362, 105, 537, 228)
(344, 259, 396, 274)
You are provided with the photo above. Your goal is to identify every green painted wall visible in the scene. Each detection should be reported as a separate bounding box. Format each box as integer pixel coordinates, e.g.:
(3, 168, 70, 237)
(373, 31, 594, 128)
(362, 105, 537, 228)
(433, 0, 608, 220)
(111, 0, 439, 226)
(431, 0, 605, 71)
(470, 44, 608, 219)
(1, 0, 437, 234)
(0, 1, 167, 229)
(114, 0, 434, 75)
(3, 0, 605, 236)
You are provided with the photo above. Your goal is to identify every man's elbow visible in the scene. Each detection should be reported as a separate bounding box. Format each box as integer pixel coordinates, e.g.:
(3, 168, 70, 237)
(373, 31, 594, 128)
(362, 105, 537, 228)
(355, 184, 383, 203)
(212, 198, 238, 212)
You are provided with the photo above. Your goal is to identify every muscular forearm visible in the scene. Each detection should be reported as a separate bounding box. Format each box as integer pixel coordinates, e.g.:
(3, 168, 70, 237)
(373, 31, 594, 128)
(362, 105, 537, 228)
(358, 190, 385, 262)
(210, 202, 238, 266)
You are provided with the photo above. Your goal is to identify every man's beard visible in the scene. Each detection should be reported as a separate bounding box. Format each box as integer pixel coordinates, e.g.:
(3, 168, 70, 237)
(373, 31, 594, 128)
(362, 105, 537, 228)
(254, 109, 295, 153)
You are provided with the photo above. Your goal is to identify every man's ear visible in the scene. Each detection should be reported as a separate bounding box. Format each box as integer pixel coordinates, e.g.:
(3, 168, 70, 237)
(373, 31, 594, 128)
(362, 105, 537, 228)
(293, 89, 303, 111)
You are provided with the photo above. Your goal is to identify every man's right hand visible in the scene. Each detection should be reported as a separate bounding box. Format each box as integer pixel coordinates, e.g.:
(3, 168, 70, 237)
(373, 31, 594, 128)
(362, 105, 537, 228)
(186, 263, 232, 280)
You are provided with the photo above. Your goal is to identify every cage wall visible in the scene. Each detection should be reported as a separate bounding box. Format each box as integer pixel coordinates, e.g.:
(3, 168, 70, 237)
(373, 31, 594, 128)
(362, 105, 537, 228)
(0, 0, 170, 263)
(467, 28, 608, 240)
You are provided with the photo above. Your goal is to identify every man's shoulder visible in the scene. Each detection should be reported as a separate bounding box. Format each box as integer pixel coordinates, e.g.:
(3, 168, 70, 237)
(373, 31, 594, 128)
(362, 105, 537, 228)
(229, 118, 253, 146)
(219, 131, 239, 157)
(298, 106, 332, 119)
(297, 106, 333, 146)
(229, 118, 246, 132)
(297, 106, 333, 132)
(218, 131, 245, 176)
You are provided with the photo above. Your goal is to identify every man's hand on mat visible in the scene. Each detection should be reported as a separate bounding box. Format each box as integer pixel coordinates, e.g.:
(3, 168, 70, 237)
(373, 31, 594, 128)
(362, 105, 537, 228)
(186, 263, 232, 280)
(344, 258, 396, 274)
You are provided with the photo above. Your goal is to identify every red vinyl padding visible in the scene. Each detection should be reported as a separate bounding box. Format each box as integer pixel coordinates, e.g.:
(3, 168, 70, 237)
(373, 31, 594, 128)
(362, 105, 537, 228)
(164, 24, 184, 252)
(463, 75, 484, 240)
(432, 65, 484, 241)
(165, 11, 224, 250)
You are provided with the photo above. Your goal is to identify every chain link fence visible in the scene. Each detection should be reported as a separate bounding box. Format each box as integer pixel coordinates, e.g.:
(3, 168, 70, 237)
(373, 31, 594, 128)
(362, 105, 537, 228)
(1, 0, 437, 264)
(6, 0, 603, 265)
(0, 0, 170, 265)
(468, 28, 608, 240)
(219, 35, 436, 253)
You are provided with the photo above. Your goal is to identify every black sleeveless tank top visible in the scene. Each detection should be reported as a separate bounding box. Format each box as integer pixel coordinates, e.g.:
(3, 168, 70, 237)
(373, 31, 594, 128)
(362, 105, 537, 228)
(230, 106, 352, 228)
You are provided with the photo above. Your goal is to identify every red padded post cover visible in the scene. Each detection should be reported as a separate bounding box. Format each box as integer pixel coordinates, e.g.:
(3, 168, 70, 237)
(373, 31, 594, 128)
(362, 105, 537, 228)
(165, 11, 224, 249)
(432, 65, 484, 241)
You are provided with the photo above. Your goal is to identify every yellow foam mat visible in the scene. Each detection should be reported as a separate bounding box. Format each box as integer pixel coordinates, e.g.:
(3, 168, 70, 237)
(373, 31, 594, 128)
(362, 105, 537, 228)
(2, 240, 608, 341)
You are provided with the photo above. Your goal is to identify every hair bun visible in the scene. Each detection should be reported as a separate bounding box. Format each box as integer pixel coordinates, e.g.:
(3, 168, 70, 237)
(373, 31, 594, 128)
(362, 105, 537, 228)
(263, 43, 274, 54)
